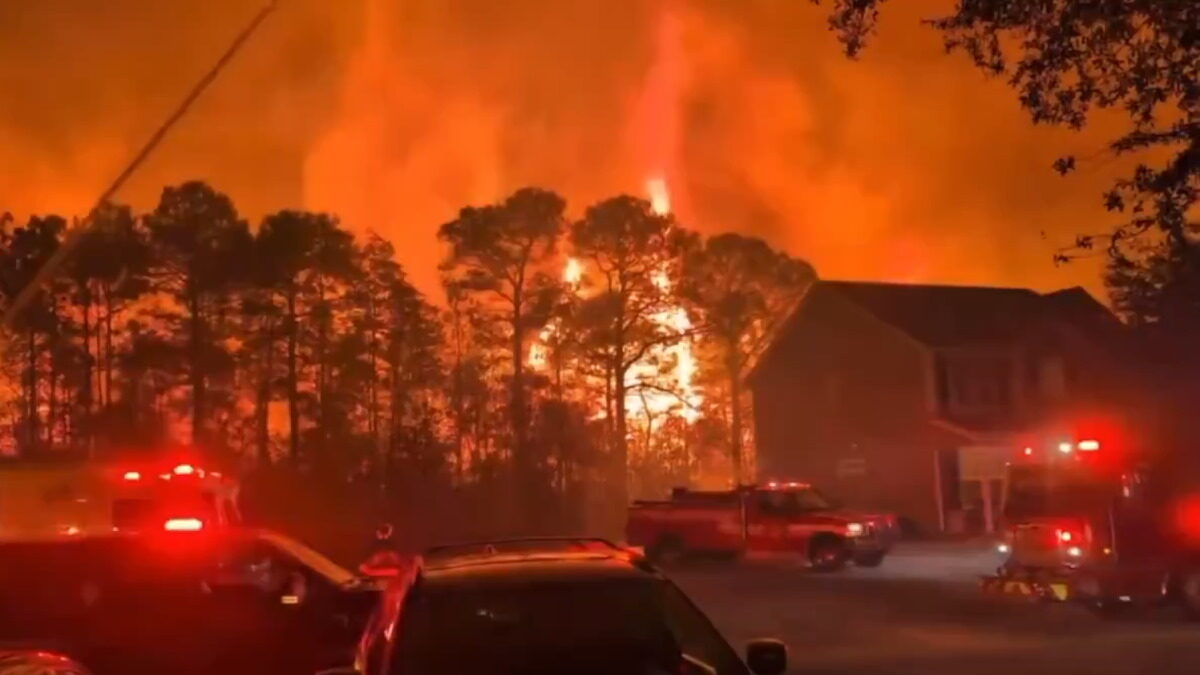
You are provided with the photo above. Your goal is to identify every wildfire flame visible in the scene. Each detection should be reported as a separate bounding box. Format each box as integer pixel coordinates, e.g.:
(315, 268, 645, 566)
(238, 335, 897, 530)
(528, 178, 700, 429)
(564, 257, 583, 286)
(647, 177, 671, 216)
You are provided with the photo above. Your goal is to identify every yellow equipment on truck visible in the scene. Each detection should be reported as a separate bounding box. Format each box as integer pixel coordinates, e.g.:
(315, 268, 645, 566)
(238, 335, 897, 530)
(0, 453, 239, 540)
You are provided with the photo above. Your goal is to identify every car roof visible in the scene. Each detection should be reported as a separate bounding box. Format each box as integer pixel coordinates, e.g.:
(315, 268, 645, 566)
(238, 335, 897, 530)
(422, 550, 658, 588)
(0, 527, 288, 565)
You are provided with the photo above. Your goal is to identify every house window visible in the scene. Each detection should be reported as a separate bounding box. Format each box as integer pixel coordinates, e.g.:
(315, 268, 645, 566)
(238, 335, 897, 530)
(943, 354, 1013, 411)
(1038, 357, 1066, 400)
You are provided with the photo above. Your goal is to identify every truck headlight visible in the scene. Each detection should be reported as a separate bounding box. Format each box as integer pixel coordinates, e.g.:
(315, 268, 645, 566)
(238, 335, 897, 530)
(846, 522, 864, 536)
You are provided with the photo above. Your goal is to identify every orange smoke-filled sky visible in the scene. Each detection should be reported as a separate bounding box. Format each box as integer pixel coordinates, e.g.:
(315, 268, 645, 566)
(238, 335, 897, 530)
(0, 0, 1134, 300)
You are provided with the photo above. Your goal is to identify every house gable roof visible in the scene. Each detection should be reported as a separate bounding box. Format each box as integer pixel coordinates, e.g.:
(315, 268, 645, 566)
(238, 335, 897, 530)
(746, 279, 1119, 386)
(823, 280, 1058, 347)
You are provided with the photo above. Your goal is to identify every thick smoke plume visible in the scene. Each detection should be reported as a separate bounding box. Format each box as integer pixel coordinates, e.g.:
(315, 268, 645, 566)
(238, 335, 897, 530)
(2, 0, 1130, 299)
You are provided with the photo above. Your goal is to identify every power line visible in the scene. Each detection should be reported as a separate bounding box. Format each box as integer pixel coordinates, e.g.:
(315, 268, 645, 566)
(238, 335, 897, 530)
(1, 1, 279, 330)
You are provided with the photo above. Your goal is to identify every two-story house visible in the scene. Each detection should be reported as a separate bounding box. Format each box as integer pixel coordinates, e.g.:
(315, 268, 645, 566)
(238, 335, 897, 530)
(748, 280, 1131, 534)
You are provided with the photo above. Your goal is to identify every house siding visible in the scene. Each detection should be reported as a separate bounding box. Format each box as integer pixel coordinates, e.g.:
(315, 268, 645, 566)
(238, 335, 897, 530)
(751, 285, 945, 531)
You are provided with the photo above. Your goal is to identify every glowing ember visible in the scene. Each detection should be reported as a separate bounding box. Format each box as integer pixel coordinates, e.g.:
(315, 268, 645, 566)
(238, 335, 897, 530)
(564, 257, 583, 286)
(647, 177, 671, 216)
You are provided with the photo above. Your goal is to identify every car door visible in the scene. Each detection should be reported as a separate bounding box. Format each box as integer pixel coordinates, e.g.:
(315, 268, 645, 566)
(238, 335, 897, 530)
(198, 537, 323, 673)
(745, 491, 794, 553)
(234, 537, 363, 672)
(656, 581, 749, 675)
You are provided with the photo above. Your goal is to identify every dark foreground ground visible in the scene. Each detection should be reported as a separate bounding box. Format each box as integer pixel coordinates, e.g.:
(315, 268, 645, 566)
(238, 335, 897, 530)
(673, 542, 1200, 675)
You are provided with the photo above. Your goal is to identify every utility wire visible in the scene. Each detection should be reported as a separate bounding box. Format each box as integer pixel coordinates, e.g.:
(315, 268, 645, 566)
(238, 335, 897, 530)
(1, 1, 279, 330)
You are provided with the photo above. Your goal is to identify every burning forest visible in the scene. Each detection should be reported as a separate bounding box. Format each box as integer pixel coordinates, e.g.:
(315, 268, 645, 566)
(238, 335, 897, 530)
(0, 0, 1177, 541)
(0, 174, 812, 536)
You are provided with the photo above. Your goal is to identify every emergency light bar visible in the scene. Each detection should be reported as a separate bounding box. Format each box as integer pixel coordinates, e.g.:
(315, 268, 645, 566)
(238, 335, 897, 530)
(1078, 440, 1101, 452)
(123, 471, 141, 481)
(164, 518, 204, 532)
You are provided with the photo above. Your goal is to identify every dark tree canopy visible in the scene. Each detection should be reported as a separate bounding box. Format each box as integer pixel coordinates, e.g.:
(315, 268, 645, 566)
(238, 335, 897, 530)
(679, 233, 814, 480)
(823, 0, 1200, 347)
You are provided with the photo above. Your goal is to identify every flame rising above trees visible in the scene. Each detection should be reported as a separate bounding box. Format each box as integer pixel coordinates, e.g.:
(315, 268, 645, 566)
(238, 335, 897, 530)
(0, 0, 1123, 301)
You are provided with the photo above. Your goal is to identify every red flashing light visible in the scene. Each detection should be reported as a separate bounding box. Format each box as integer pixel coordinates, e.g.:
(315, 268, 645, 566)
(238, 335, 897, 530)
(164, 518, 204, 532)
(122, 471, 141, 481)
(1022, 447, 1034, 456)
(172, 463, 196, 476)
(1078, 440, 1101, 452)
(1058, 530, 1073, 543)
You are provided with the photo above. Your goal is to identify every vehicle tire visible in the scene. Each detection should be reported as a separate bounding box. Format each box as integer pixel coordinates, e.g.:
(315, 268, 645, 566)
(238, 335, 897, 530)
(648, 536, 686, 567)
(808, 534, 849, 572)
(1178, 568, 1200, 619)
(853, 550, 886, 568)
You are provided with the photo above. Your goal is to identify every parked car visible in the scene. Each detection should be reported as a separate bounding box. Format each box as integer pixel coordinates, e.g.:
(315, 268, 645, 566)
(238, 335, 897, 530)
(0, 650, 93, 675)
(627, 483, 898, 570)
(347, 537, 788, 675)
(0, 528, 380, 675)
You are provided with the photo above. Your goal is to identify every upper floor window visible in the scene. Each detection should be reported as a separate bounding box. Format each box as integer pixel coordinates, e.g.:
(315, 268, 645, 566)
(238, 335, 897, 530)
(935, 352, 1013, 412)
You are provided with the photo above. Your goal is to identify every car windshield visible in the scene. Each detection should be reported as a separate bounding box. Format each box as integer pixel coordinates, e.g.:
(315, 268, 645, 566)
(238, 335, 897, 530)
(1004, 465, 1115, 519)
(760, 488, 834, 514)
(391, 578, 745, 675)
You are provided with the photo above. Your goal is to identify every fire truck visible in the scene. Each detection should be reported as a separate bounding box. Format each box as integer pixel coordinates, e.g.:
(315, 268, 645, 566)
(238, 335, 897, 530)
(626, 483, 898, 571)
(983, 430, 1200, 615)
(0, 453, 239, 539)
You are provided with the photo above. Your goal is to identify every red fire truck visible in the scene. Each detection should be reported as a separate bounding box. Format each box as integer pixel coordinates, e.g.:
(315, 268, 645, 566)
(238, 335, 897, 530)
(0, 452, 239, 540)
(983, 431, 1200, 614)
(626, 483, 898, 571)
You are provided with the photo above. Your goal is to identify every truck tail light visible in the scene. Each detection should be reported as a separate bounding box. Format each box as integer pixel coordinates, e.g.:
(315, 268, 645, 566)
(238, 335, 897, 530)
(1078, 440, 1100, 452)
(172, 463, 196, 476)
(164, 518, 204, 532)
(123, 471, 141, 481)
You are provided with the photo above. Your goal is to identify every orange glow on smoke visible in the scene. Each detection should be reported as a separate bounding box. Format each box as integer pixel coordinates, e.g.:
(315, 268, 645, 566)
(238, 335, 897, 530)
(0, 0, 1125, 305)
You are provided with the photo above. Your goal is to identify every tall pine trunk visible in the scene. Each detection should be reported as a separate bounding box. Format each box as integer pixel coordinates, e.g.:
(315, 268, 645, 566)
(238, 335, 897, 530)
(103, 287, 114, 408)
(286, 285, 300, 463)
(315, 276, 328, 463)
(367, 291, 379, 443)
(26, 329, 38, 455)
(80, 289, 93, 419)
(188, 290, 205, 444)
(256, 319, 274, 465)
(727, 348, 744, 485)
(613, 351, 629, 510)
(510, 296, 528, 493)
(47, 364, 57, 449)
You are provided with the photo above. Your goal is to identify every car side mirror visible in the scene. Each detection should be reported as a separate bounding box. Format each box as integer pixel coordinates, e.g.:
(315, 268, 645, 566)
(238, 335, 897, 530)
(745, 639, 787, 675)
